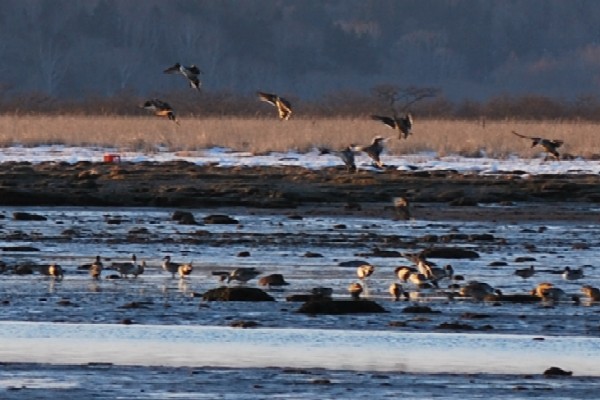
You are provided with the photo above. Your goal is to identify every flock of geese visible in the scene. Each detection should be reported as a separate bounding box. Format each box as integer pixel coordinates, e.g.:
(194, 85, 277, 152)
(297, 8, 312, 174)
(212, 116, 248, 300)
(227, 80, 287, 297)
(23, 249, 599, 306)
(138, 61, 565, 171)
(343, 251, 599, 304)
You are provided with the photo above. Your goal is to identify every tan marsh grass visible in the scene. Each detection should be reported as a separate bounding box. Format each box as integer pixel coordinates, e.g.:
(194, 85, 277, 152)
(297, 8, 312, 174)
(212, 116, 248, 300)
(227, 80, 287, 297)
(0, 115, 599, 159)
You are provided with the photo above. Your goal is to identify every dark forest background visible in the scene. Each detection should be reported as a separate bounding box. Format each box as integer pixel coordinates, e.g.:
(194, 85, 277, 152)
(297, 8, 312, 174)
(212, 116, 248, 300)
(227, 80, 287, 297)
(3, 0, 600, 119)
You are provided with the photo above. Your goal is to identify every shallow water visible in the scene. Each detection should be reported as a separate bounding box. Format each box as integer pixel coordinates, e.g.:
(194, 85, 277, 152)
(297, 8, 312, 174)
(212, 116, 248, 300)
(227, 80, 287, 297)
(1, 321, 599, 376)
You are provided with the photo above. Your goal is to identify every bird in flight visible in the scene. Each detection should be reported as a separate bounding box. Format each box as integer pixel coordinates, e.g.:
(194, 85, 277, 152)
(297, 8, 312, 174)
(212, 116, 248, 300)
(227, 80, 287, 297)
(353, 136, 388, 169)
(371, 113, 413, 139)
(319, 146, 356, 172)
(141, 99, 179, 125)
(164, 63, 202, 90)
(511, 130, 563, 160)
(257, 91, 293, 120)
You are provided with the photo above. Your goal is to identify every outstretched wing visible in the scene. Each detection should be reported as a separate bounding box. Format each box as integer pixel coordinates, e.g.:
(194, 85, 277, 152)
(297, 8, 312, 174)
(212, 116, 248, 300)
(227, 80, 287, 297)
(371, 115, 397, 129)
(511, 130, 534, 140)
(257, 91, 278, 106)
(163, 64, 180, 74)
(276, 97, 292, 120)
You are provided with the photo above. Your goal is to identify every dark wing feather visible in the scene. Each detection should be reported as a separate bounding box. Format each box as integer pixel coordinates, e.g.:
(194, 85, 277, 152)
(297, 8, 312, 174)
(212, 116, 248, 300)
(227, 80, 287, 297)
(257, 91, 278, 106)
(371, 115, 397, 129)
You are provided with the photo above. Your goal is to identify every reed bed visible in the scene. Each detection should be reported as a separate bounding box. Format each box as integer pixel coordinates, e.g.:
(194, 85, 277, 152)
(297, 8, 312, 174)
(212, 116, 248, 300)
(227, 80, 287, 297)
(0, 115, 599, 158)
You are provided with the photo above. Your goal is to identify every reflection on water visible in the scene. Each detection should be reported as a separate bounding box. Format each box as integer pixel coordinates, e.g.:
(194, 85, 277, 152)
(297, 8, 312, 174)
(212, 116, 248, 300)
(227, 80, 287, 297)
(0, 321, 599, 375)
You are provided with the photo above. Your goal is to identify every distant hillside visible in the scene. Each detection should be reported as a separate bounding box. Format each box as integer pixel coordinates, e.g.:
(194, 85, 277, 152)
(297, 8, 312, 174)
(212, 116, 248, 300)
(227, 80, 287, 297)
(1, 0, 600, 102)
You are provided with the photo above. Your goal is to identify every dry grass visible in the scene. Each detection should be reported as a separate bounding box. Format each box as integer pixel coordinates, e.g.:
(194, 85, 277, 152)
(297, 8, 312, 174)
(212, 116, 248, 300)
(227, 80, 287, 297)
(1, 115, 599, 158)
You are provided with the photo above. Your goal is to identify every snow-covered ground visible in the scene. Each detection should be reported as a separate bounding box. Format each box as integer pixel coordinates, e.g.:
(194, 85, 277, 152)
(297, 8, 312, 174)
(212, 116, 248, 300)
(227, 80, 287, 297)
(1, 145, 599, 175)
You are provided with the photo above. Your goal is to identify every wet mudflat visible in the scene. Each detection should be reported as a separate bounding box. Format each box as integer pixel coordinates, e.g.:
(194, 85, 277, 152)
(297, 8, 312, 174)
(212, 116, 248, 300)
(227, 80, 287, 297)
(1, 163, 600, 398)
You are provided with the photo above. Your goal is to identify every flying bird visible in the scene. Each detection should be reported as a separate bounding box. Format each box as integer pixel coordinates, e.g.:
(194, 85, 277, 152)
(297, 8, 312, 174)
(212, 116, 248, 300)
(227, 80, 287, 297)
(141, 99, 179, 125)
(257, 91, 293, 120)
(511, 130, 563, 160)
(163, 63, 202, 90)
(352, 136, 388, 169)
(371, 113, 413, 139)
(319, 146, 356, 172)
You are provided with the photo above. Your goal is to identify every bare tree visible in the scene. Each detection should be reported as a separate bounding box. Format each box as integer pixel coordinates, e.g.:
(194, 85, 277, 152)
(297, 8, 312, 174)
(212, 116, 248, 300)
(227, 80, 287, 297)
(371, 84, 440, 113)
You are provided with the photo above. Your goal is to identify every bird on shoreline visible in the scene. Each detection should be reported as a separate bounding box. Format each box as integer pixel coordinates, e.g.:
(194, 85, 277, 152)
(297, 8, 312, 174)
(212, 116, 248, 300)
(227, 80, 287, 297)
(356, 264, 375, 280)
(163, 63, 202, 90)
(162, 256, 192, 279)
(257, 91, 292, 120)
(348, 282, 363, 300)
(352, 136, 387, 169)
(228, 267, 261, 284)
(88, 256, 103, 280)
(562, 266, 584, 281)
(514, 265, 535, 279)
(393, 196, 411, 220)
(47, 263, 64, 280)
(511, 130, 563, 160)
(389, 282, 406, 301)
(141, 99, 179, 125)
(581, 285, 600, 301)
(371, 113, 413, 139)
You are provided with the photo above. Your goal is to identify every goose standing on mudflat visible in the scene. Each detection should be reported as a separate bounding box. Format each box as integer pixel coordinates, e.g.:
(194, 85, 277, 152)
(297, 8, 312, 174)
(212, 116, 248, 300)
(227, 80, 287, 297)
(141, 99, 179, 125)
(257, 91, 293, 120)
(389, 282, 406, 301)
(89, 256, 103, 280)
(511, 131, 563, 160)
(48, 263, 64, 280)
(163, 63, 202, 90)
(581, 285, 600, 301)
(371, 113, 413, 139)
(227, 267, 261, 284)
(348, 282, 363, 300)
(514, 265, 535, 279)
(562, 266, 584, 281)
(352, 136, 387, 169)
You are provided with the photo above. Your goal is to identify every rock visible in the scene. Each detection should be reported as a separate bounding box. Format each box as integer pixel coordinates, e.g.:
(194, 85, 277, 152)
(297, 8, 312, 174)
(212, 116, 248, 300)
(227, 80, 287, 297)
(436, 322, 475, 330)
(258, 274, 289, 287)
(421, 247, 480, 259)
(402, 305, 439, 314)
(297, 299, 386, 314)
(172, 210, 197, 225)
(12, 212, 47, 221)
(515, 256, 536, 262)
(202, 287, 275, 302)
(203, 214, 239, 224)
(543, 366, 573, 377)
(230, 320, 259, 328)
(304, 251, 323, 258)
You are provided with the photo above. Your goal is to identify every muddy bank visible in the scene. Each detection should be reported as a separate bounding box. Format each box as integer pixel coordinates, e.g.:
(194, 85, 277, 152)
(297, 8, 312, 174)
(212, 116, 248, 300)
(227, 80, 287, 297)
(1, 161, 600, 208)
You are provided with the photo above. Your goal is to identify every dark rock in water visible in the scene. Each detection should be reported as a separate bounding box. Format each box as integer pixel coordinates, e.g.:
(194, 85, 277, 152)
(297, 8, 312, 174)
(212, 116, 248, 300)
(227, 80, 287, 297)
(544, 366, 573, 377)
(304, 251, 323, 258)
(421, 247, 479, 259)
(12, 212, 47, 221)
(515, 256, 536, 263)
(488, 261, 508, 267)
(449, 197, 478, 206)
(338, 260, 370, 268)
(203, 286, 275, 302)
(468, 233, 495, 241)
(203, 214, 239, 224)
(436, 322, 475, 330)
(258, 274, 289, 287)
(172, 210, 197, 225)
(3, 246, 40, 252)
(237, 251, 251, 257)
(230, 320, 259, 328)
(297, 299, 386, 314)
(402, 305, 439, 314)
